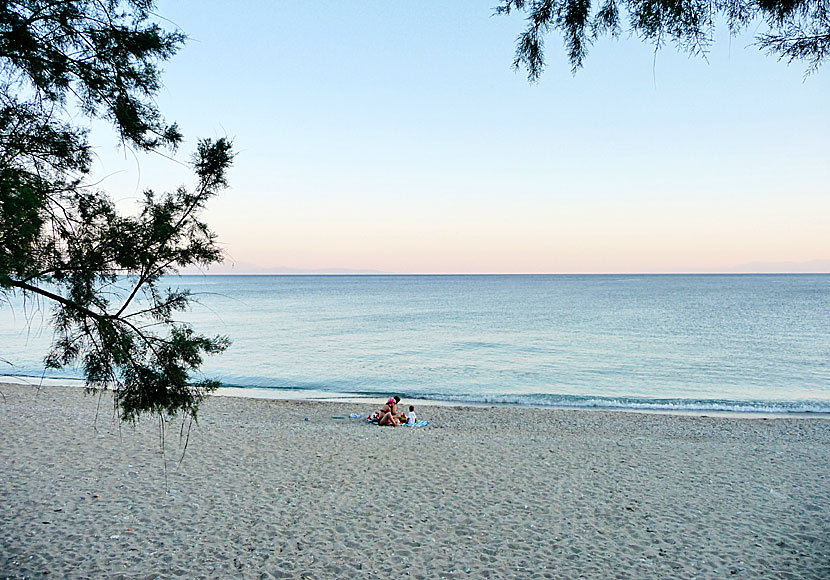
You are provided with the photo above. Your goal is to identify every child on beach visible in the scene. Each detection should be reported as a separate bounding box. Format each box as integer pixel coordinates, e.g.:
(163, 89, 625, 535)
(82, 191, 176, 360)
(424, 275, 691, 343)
(406, 405, 417, 425)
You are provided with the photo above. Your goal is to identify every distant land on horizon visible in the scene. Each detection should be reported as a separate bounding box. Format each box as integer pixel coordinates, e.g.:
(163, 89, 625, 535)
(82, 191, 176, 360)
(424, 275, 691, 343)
(179, 259, 830, 275)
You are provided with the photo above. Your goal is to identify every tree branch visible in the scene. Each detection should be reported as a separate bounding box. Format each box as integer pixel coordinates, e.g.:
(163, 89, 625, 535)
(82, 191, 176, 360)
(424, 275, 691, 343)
(8, 278, 106, 320)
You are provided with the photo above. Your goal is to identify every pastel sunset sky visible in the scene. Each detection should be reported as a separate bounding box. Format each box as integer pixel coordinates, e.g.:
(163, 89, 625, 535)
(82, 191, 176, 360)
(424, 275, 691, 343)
(90, 1, 829, 274)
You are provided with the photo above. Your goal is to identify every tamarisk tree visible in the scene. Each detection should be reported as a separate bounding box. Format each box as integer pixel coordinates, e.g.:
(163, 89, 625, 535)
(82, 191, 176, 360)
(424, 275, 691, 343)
(0, 1, 232, 421)
(497, 0, 830, 79)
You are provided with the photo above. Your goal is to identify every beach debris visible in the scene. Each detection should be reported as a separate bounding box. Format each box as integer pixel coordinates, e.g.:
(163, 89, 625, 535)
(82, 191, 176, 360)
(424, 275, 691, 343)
(304, 418, 309, 421)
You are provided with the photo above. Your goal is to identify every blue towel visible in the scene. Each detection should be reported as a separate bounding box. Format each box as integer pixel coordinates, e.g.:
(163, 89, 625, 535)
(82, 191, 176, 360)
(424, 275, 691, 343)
(366, 419, 430, 427)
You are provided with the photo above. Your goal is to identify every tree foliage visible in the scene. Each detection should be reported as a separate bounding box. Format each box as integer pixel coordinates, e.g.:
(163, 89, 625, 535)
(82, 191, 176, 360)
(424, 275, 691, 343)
(1, 1, 232, 421)
(496, 0, 830, 79)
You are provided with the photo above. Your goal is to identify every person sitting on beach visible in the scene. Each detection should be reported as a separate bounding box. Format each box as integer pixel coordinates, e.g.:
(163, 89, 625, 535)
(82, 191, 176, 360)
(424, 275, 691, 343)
(406, 405, 417, 425)
(368, 398, 395, 424)
(384, 396, 401, 416)
(378, 397, 401, 426)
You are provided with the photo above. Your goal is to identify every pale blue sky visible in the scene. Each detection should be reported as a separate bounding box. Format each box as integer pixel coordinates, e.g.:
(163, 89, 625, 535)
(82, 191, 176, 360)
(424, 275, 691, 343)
(90, 1, 829, 273)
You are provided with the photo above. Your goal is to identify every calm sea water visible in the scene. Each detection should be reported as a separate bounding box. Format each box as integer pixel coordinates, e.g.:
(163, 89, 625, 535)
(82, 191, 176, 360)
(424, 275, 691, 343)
(2, 275, 829, 413)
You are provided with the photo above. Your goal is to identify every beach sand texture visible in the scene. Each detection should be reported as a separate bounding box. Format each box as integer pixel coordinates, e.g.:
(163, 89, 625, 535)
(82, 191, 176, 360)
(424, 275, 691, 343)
(1, 383, 828, 579)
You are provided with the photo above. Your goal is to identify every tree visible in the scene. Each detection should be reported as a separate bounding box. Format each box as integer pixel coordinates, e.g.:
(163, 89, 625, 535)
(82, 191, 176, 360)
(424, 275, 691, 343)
(496, 0, 830, 80)
(0, 1, 232, 421)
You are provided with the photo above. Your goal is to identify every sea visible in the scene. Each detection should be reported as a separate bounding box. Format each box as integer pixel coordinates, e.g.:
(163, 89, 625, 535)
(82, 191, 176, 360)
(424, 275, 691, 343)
(2, 274, 829, 414)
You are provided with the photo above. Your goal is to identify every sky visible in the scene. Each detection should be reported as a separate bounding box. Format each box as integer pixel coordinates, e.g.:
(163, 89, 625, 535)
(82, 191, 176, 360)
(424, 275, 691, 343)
(88, 1, 830, 274)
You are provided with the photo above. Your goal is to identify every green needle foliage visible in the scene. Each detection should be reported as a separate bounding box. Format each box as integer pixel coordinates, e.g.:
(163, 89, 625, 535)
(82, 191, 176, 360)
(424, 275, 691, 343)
(0, 1, 232, 421)
(496, 0, 830, 79)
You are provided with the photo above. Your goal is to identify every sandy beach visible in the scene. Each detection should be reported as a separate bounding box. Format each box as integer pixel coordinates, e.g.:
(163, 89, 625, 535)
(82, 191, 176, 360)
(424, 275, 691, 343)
(1, 383, 828, 579)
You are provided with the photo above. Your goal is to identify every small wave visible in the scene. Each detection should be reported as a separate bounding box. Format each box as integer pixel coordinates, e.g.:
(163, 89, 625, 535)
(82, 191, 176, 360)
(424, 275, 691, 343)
(404, 393, 830, 414)
(451, 341, 505, 350)
(217, 382, 830, 414)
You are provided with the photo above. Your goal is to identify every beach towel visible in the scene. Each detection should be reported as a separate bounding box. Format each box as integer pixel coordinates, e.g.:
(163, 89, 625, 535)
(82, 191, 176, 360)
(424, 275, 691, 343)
(366, 419, 429, 427)
(365, 417, 429, 427)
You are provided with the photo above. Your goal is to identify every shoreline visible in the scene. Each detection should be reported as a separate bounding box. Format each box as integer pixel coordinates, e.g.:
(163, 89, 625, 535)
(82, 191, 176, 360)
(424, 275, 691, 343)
(2, 382, 828, 579)
(3, 376, 829, 419)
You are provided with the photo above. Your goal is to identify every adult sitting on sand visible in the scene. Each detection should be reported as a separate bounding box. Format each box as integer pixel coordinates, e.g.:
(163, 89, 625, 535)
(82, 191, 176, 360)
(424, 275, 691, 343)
(378, 396, 401, 426)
